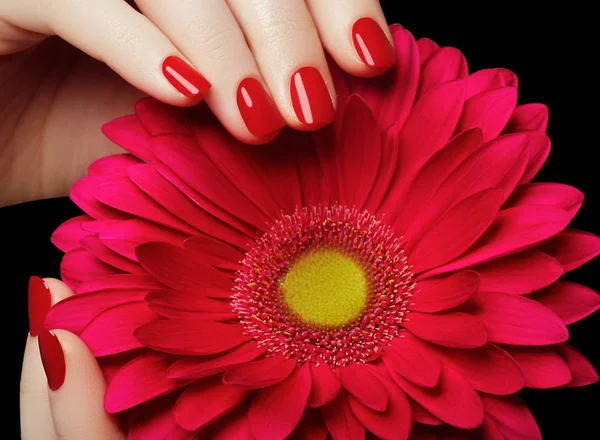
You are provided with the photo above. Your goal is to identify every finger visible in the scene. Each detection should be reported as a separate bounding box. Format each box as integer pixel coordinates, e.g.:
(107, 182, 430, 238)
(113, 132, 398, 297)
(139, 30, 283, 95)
(306, 0, 396, 77)
(227, 0, 336, 131)
(20, 277, 73, 440)
(5, 0, 211, 105)
(136, 0, 285, 143)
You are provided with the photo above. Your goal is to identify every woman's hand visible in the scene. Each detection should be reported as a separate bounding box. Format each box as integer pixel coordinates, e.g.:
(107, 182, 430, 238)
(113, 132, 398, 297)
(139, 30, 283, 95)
(20, 277, 125, 440)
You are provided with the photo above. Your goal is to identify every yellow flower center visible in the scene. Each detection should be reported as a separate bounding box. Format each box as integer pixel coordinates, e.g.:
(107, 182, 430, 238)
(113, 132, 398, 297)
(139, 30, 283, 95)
(281, 249, 368, 327)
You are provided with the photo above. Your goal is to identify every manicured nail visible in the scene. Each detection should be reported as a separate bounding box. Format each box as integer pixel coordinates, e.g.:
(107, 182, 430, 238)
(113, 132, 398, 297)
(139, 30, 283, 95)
(28, 276, 51, 337)
(237, 78, 285, 137)
(38, 330, 66, 391)
(162, 56, 211, 97)
(352, 18, 396, 69)
(290, 67, 335, 129)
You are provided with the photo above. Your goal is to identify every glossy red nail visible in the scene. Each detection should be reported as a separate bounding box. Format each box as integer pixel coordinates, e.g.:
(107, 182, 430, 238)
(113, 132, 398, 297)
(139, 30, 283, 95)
(38, 330, 66, 391)
(28, 276, 51, 337)
(162, 56, 211, 97)
(352, 17, 396, 69)
(290, 67, 335, 129)
(237, 78, 285, 137)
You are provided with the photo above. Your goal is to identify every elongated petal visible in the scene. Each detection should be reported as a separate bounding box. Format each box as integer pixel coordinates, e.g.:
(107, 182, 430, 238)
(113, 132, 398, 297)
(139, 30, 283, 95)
(104, 352, 187, 413)
(553, 343, 599, 387)
(60, 249, 122, 290)
(222, 356, 297, 389)
(308, 363, 342, 407)
(51, 215, 92, 252)
(101, 115, 155, 161)
(249, 364, 311, 440)
(468, 291, 568, 345)
(339, 363, 388, 411)
(383, 333, 440, 387)
(174, 378, 249, 431)
(434, 344, 524, 395)
(81, 236, 144, 274)
(504, 103, 549, 132)
(504, 182, 583, 220)
(213, 412, 252, 440)
(538, 229, 600, 272)
(135, 97, 190, 135)
(81, 301, 157, 356)
(403, 311, 487, 348)
(533, 281, 600, 325)
(411, 271, 479, 313)
(168, 343, 266, 379)
(506, 347, 572, 389)
(321, 392, 365, 440)
(127, 404, 194, 440)
(184, 235, 244, 270)
(135, 320, 248, 355)
(473, 251, 563, 295)
(481, 394, 541, 440)
(88, 153, 141, 177)
(391, 364, 484, 429)
(417, 47, 468, 99)
(416, 37, 439, 64)
(466, 68, 516, 99)
(146, 289, 233, 313)
(519, 132, 551, 184)
(76, 274, 163, 294)
(409, 398, 442, 425)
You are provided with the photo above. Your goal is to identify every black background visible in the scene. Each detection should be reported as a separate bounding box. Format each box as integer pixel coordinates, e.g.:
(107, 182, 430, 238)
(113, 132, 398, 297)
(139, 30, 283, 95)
(2, 3, 597, 439)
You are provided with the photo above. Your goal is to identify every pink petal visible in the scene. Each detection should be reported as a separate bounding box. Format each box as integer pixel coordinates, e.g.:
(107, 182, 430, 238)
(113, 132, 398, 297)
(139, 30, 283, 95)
(383, 332, 441, 387)
(213, 411, 252, 440)
(466, 68, 515, 99)
(335, 95, 380, 209)
(403, 311, 487, 349)
(391, 364, 484, 429)
(425, 205, 571, 277)
(76, 273, 164, 294)
(168, 342, 266, 379)
(348, 381, 412, 440)
(434, 344, 524, 395)
(134, 97, 190, 136)
(416, 38, 440, 65)
(151, 134, 270, 229)
(127, 403, 195, 440)
(455, 87, 518, 141)
(409, 189, 503, 273)
(481, 416, 505, 440)
(222, 356, 297, 389)
(80, 236, 144, 274)
(553, 343, 599, 387)
(60, 249, 122, 290)
(101, 115, 155, 162)
(538, 229, 600, 272)
(417, 47, 468, 99)
(389, 128, 483, 231)
(481, 394, 541, 440)
(339, 363, 388, 412)
(135, 319, 248, 355)
(473, 250, 563, 295)
(321, 391, 366, 440)
(409, 399, 442, 425)
(70, 177, 129, 221)
(411, 271, 480, 313)
(504, 103, 549, 133)
(533, 281, 600, 325)
(249, 364, 311, 440)
(88, 153, 142, 177)
(184, 235, 243, 270)
(51, 215, 92, 252)
(467, 291, 568, 345)
(518, 132, 551, 184)
(104, 352, 187, 413)
(174, 378, 249, 431)
(45, 286, 153, 333)
(91, 177, 196, 234)
(80, 301, 157, 356)
(136, 242, 233, 292)
(146, 289, 233, 313)
(504, 182, 583, 220)
(364, 125, 399, 212)
(505, 347, 572, 389)
(308, 363, 342, 407)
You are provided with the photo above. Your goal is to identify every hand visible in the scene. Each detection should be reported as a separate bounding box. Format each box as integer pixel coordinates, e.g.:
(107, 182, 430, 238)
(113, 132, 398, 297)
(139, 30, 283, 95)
(0, 1, 395, 205)
(20, 277, 125, 440)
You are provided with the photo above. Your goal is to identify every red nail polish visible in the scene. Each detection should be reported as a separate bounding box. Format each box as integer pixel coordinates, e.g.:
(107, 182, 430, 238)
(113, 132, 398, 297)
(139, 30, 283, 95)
(237, 78, 285, 137)
(352, 18, 396, 69)
(290, 67, 335, 129)
(38, 330, 66, 391)
(28, 276, 51, 337)
(162, 56, 211, 97)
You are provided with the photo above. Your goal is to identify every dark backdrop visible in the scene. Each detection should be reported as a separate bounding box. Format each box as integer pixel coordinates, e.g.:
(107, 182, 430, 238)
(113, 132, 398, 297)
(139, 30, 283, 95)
(2, 4, 597, 439)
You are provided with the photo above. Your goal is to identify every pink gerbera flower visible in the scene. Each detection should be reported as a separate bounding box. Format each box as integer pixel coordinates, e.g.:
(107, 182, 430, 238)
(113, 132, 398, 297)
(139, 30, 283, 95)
(47, 25, 599, 439)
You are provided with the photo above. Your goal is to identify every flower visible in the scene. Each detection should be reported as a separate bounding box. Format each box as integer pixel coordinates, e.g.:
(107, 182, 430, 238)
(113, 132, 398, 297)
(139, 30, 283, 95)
(47, 24, 600, 440)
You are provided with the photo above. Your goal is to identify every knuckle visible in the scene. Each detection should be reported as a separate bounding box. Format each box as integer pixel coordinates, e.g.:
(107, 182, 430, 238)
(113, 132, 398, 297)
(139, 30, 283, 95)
(181, 17, 242, 61)
(254, 5, 315, 46)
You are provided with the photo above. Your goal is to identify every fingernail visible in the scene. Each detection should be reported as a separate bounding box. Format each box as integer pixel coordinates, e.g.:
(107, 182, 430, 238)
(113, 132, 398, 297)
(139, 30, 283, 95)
(38, 330, 66, 391)
(290, 67, 335, 129)
(237, 78, 285, 137)
(162, 56, 211, 97)
(28, 276, 51, 337)
(352, 18, 396, 69)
